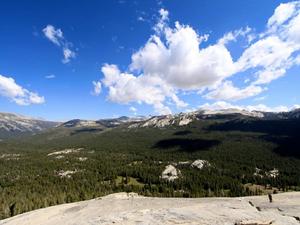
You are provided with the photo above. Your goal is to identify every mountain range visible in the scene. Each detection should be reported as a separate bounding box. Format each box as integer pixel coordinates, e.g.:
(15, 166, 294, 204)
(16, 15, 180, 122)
(1, 108, 300, 139)
(0, 112, 58, 139)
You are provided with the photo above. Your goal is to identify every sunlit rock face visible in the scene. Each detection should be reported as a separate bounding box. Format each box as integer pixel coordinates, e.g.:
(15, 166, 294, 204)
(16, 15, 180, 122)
(161, 164, 181, 181)
(1, 192, 300, 225)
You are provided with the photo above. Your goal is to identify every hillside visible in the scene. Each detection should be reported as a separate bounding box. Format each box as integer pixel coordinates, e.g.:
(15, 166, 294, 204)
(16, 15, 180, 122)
(1, 192, 300, 225)
(1, 109, 300, 219)
(0, 112, 58, 139)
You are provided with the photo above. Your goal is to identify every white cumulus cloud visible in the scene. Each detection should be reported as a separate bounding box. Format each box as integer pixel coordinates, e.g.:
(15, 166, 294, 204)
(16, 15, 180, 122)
(98, 2, 300, 115)
(205, 81, 264, 101)
(268, 2, 297, 28)
(0, 74, 45, 105)
(130, 23, 235, 90)
(101, 64, 176, 114)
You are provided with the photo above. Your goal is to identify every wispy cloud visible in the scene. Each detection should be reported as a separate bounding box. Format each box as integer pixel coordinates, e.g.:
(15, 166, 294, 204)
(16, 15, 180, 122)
(43, 25, 76, 64)
(254, 96, 267, 101)
(43, 25, 63, 46)
(129, 106, 138, 115)
(92, 81, 102, 96)
(129, 106, 137, 112)
(199, 101, 297, 113)
(45, 74, 55, 79)
(137, 16, 145, 22)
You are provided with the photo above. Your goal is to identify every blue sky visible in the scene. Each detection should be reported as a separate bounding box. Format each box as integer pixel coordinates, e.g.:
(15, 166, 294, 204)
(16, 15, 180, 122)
(0, 0, 299, 121)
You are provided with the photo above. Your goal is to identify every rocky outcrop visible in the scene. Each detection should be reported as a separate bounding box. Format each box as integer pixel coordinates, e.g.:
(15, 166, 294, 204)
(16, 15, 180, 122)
(191, 159, 211, 169)
(1, 192, 300, 225)
(161, 164, 181, 181)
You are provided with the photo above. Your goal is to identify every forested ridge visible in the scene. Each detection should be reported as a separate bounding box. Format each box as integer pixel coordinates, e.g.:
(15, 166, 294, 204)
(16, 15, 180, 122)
(1, 117, 300, 219)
